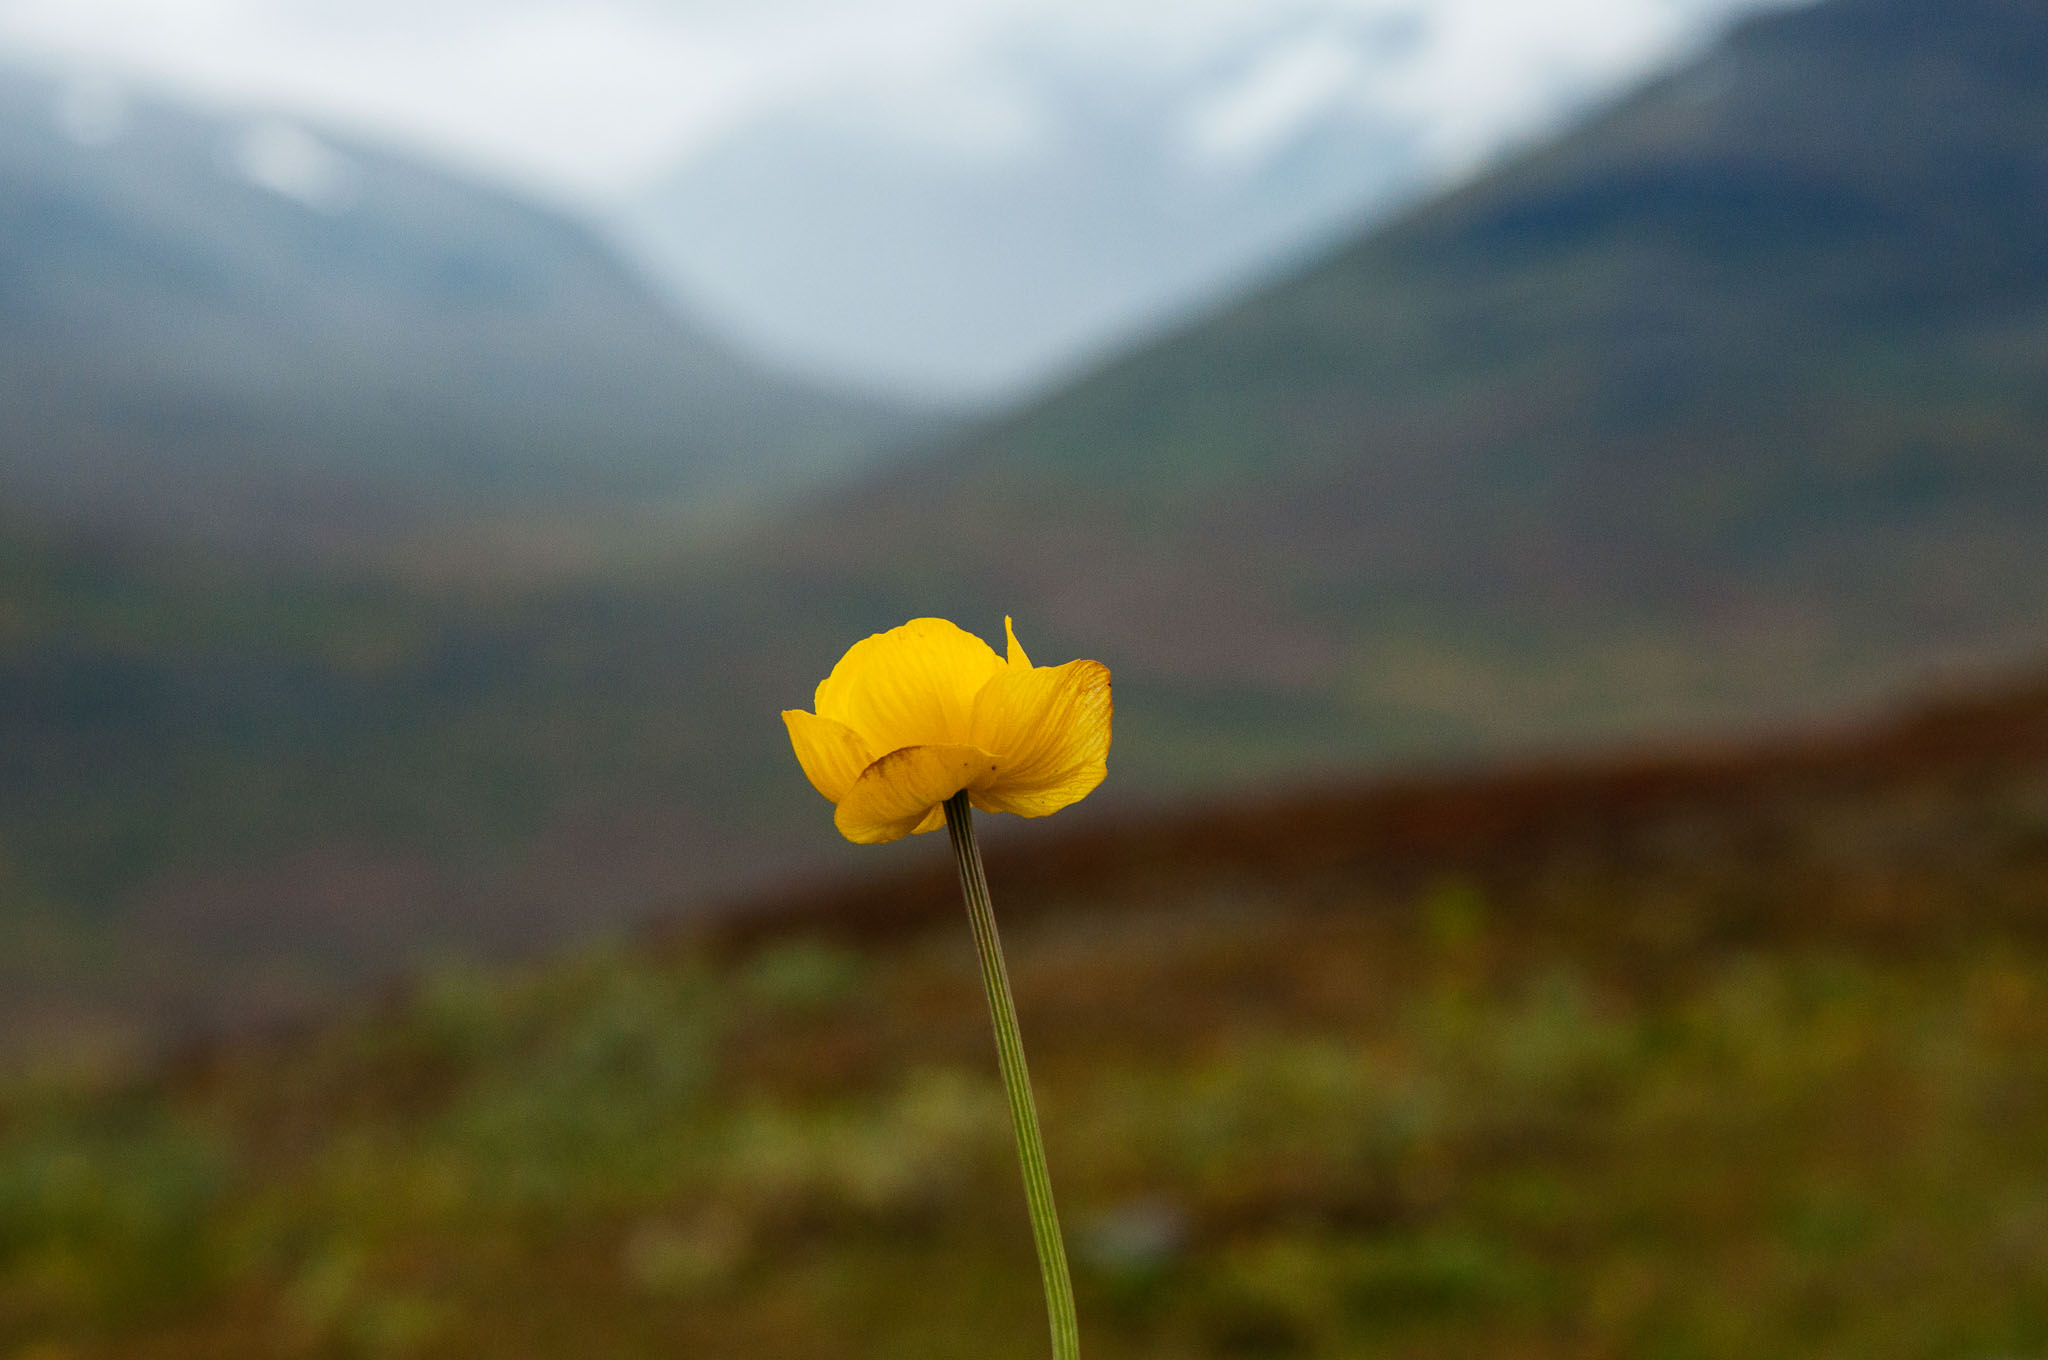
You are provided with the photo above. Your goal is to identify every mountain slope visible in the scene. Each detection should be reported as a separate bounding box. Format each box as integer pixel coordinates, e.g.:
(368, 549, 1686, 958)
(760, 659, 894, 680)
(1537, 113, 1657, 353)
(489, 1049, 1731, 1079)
(11, 0, 2048, 1052)
(0, 66, 918, 553)
(723, 0, 2048, 781)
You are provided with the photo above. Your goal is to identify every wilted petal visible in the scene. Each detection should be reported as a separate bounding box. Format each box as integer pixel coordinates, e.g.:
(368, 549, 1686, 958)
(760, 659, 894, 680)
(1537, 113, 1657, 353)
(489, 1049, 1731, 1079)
(835, 743, 1002, 844)
(782, 709, 874, 804)
(968, 659, 1111, 818)
(813, 619, 1003, 754)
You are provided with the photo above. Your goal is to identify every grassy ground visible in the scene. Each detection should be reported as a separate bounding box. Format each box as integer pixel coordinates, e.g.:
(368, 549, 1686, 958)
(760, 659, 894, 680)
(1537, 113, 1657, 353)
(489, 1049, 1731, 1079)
(5, 681, 2048, 1358)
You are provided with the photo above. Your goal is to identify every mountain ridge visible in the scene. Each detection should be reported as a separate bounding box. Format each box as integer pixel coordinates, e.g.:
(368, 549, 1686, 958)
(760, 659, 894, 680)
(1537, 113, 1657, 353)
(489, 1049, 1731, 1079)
(0, 62, 924, 555)
(719, 0, 2048, 767)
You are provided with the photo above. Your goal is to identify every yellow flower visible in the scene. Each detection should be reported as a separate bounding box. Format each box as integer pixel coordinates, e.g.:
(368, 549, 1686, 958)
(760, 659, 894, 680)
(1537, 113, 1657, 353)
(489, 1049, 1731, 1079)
(783, 617, 1112, 844)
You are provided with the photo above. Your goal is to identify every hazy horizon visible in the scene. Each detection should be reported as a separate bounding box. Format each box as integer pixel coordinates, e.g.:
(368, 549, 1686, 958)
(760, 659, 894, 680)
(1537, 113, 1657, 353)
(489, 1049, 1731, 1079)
(0, 0, 1803, 203)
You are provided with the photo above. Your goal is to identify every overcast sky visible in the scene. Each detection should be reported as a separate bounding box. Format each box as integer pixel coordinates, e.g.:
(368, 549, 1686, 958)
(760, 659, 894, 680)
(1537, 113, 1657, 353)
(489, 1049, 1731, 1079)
(0, 0, 1802, 204)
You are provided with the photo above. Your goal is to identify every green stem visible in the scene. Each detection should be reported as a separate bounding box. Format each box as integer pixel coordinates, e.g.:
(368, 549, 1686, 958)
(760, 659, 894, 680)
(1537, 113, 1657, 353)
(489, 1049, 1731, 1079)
(942, 790, 1081, 1360)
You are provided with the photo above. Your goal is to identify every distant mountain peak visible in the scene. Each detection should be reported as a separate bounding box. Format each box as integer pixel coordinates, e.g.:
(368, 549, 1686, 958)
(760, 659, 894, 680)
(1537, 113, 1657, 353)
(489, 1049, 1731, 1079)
(0, 61, 922, 556)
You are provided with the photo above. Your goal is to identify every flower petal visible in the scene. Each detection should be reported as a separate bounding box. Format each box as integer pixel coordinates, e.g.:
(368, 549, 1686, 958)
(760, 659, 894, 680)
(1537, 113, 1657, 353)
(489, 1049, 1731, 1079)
(782, 709, 874, 804)
(834, 743, 1002, 844)
(1004, 615, 1031, 669)
(812, 619, 1003, 754)
(968, 658, 1112, 818)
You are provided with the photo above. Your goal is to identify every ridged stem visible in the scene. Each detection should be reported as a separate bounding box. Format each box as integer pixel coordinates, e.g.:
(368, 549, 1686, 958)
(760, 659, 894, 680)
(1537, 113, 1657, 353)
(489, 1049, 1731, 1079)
(942, 791, 1080, 1360)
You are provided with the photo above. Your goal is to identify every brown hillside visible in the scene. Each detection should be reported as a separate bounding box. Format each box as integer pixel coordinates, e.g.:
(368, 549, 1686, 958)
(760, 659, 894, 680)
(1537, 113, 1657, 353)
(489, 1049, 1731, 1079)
(705, 671, 2048, 953)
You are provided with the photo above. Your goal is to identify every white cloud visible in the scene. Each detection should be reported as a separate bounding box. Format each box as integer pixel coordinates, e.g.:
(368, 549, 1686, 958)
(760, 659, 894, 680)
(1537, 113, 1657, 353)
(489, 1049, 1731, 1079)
(226, 117, 357, 209)
(0, 0, 1804, 201)
(1185, 34, 1374, 167)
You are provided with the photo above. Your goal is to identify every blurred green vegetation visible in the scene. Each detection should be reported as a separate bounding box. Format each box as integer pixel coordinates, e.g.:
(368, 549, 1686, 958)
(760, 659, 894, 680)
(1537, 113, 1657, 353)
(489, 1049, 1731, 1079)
(0, 524, 825, 1050)
(5, 814, 2046, 1358)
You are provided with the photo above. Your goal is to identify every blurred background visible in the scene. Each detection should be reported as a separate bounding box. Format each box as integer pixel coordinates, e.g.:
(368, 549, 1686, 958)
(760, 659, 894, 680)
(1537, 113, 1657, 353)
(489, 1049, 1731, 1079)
(5, 0, 2048, 1354)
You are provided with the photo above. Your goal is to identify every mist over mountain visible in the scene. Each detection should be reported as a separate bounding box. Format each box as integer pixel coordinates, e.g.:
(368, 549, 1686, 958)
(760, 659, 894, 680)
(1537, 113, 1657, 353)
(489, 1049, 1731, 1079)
(612, 19, 1453, 402)
(609, 3, 1802, 404)
(0, 64, 919, 554)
